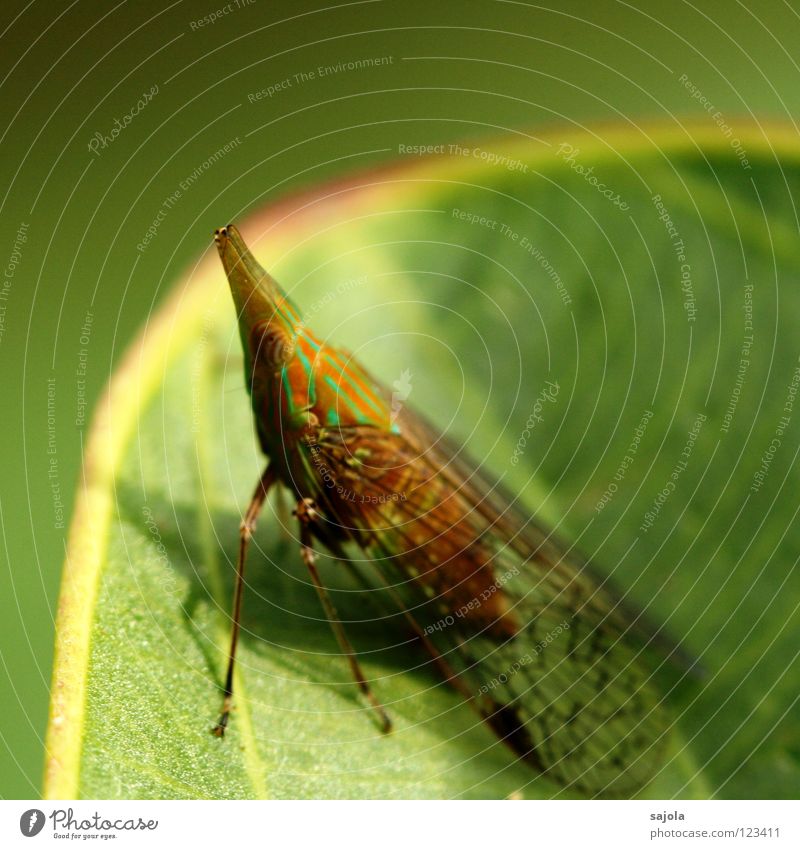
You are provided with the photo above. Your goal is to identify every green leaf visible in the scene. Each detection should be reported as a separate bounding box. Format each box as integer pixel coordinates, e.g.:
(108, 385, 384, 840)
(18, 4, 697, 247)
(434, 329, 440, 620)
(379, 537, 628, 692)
(45, 123, 800, 799)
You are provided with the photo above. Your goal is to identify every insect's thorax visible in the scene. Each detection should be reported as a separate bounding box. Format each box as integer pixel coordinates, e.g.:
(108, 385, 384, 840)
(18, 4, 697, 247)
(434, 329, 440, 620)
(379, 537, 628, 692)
(247, 325, 521, 642)
(251, 326, 394, 483)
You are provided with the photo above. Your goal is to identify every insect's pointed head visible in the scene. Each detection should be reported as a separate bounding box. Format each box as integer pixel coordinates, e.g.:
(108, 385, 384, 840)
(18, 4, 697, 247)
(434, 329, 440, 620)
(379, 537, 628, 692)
(215, 224, 301, 391)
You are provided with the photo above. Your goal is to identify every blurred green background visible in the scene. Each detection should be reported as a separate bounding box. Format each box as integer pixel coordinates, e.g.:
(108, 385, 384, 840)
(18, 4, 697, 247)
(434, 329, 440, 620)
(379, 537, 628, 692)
(3, 0, 800, 798)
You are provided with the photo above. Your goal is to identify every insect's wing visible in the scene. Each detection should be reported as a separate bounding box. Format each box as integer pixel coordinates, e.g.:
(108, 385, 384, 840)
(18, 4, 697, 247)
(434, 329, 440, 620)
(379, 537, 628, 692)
(394, 401, 686, 657)
(308, 375, 670, 797)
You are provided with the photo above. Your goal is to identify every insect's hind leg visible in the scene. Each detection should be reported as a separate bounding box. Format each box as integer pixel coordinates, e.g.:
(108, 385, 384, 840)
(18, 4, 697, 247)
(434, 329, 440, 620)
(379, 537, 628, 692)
(332, 547, 536, 755)
(337, 553, 478, 705)
(294, 497, 392, 734)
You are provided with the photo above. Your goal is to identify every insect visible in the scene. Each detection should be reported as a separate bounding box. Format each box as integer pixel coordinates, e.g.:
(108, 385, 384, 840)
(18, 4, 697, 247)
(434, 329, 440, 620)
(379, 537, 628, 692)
(211, 223, 673, 797)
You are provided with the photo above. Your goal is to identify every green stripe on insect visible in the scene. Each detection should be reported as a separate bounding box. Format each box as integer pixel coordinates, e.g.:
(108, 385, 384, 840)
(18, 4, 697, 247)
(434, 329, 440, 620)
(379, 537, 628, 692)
(323, 374, 374, 424)
(324, 353, 386, 419)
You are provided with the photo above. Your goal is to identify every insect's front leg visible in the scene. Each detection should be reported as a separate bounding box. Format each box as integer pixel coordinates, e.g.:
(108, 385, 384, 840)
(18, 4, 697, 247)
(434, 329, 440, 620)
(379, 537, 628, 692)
(212, 464, 276, 738)
(294, 497, 392, 734)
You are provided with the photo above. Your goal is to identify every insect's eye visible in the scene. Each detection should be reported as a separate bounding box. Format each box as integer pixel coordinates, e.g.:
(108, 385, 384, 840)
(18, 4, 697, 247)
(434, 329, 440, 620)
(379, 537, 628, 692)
(250, 321, 294, 369)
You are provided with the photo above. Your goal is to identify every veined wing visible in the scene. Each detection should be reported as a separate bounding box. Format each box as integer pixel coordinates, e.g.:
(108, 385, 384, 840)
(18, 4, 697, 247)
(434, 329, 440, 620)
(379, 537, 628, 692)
(298, 403, 671, 797)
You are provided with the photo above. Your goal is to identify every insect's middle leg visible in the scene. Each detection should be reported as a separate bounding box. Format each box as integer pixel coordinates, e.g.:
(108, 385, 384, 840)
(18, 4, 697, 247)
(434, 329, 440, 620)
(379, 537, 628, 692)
(294, 497, 392, 734)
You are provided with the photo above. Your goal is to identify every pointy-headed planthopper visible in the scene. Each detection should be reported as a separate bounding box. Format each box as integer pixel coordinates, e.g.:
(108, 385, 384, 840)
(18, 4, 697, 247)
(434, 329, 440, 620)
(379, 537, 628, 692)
(211, 223, 674, 797)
